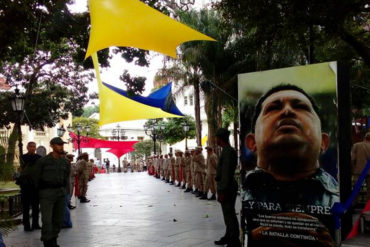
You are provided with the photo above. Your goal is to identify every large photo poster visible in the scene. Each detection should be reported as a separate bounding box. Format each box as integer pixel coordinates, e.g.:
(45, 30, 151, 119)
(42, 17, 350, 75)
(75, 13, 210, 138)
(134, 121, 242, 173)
(238, 62, 339, 247)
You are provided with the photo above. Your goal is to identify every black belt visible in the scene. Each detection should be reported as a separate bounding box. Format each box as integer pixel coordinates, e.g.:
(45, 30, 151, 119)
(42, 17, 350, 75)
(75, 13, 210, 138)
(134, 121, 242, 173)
(39, 183, 64, 190)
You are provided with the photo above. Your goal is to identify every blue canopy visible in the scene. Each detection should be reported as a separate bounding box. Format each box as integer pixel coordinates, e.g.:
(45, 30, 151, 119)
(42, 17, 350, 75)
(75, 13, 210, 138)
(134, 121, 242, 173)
(102, 82, 184, 117)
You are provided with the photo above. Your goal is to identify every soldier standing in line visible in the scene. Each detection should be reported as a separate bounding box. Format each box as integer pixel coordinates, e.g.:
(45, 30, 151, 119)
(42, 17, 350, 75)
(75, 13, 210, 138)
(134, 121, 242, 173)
(76, 153, 90, 203)
(193, 146, 206, 197)
(190, 149, 197, 194)
(204, 146, 218, 200)
(123, 158, 128, 173)
(179, 150, 186, 189)
(184, 150, 193, 192)
(169, 152, 176, 184)
(174, 150, 181, 186)
(32, 137, 70, 247)
(66, 154, 76, 210)
(163, 155, 167, 178)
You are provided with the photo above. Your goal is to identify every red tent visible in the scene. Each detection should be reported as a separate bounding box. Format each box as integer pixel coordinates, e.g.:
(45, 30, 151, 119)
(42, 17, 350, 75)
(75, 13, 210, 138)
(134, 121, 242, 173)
(69, 132, 138, 150)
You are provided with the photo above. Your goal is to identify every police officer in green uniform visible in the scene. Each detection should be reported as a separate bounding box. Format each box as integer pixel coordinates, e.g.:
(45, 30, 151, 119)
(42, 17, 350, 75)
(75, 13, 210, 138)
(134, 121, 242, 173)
(32, 137, 70, 247)
(214, 128, 240, 247)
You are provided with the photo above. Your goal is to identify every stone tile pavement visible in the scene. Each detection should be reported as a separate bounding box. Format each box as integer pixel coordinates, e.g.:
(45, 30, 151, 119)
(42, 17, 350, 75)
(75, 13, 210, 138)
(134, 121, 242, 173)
(3, 172, 241, 247)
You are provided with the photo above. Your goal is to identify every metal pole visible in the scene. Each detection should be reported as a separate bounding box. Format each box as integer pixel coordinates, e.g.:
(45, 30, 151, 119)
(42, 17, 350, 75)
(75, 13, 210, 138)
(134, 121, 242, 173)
(185, 132, 188, 150)
(77, 131, 81, 156)
(17, 118, 23, 157)
(153, 134, 156, 154)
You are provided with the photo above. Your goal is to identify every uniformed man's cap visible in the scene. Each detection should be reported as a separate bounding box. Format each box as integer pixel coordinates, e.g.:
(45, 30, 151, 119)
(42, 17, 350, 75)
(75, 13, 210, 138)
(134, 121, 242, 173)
(215, 128, 230, 139)
(50, 137, 67, 145)
(175, 149, 182, 153)
(66, 154, 75, 158)
(205, 146, 214, 150)
(195, 146, 202, 151)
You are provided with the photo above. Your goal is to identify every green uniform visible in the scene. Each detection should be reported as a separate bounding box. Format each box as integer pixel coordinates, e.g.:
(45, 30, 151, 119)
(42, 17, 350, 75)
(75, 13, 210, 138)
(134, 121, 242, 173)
(33, 153, 70, 243)
(215, 145, 239, 245)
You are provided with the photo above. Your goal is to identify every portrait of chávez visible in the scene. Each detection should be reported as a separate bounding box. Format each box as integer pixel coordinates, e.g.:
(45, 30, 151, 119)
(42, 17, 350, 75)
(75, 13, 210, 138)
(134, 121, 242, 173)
(242, 84, 339, 247)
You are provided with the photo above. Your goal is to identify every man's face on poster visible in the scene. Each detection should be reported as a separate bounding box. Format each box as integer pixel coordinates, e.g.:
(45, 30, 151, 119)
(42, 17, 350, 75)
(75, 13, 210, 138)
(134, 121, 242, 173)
(247, 90, 329, 176)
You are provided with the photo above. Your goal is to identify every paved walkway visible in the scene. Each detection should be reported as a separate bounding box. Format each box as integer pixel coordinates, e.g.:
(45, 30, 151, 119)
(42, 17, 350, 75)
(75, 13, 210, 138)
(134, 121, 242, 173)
(4, 172, 241, 247)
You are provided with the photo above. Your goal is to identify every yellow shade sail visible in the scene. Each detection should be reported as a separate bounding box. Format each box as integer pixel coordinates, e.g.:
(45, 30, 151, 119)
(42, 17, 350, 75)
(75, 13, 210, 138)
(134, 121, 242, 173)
(92, 53, 183, 126)
(85, 0, 215, 59)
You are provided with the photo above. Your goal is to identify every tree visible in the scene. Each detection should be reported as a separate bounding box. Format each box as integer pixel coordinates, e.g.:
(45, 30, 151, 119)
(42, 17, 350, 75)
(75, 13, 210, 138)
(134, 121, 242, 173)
(162, 116, 196, 145)
(82, 105, 100, 118)
(132, 140, 160, 160)
(215, 0, 370, 66)
(71, 117, 104, 139)
(177, 9, 246, 147)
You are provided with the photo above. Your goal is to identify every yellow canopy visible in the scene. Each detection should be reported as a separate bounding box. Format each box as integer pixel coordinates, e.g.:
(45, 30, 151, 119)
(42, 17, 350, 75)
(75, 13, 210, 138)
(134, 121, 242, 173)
(92, 54, 182, 126)
(85, 0, 215, 59)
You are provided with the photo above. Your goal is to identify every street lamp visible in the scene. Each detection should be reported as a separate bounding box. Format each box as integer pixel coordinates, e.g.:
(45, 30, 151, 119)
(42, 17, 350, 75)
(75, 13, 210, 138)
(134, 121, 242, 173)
(183, 122, 190, 150)
(57, 125, 66, 137)
(144, 120, 166, 155)
(67, 123, 90, 155)
(10, 87, 25, 157)
(111, 124, 125, 141)
(111, 124, 126, 172)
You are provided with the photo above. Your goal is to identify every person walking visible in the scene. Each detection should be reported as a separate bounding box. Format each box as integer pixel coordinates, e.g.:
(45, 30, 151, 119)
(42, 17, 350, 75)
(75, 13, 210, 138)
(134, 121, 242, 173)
(32, 137, 70, 247)
(19, 141, 42, 231)
(214, 128, 240, 247)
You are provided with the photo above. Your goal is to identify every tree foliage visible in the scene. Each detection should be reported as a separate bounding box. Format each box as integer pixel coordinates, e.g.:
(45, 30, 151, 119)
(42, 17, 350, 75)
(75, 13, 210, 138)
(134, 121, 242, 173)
(162, 116, 196, 145)
(82, 105, 99, 118)
(215, 0, 370, 66)
(71, 117, 104, 139)
(132, 140, 159, 159)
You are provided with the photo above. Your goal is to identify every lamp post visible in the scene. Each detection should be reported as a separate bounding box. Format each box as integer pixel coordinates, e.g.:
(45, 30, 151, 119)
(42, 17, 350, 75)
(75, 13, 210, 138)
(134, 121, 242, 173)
(183, 122, 190, 150)
(57, 125, 66, 138)
(67, 123, 90, 155)
(10, 87, 25, 158)
(111, 124, 125, 141)
(111, 124, 125, 172)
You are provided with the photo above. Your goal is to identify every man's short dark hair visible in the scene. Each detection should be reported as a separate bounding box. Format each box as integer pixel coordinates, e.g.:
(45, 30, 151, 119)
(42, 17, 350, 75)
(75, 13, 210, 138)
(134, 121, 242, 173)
(251, 84, 321, 132)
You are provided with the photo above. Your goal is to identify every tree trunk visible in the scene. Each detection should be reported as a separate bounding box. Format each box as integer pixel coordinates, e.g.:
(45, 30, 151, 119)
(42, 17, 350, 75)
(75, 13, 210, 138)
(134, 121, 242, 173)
(193, 81, 202, 146)
(2, 126, 17, 180)
(204, 92, 218, 148)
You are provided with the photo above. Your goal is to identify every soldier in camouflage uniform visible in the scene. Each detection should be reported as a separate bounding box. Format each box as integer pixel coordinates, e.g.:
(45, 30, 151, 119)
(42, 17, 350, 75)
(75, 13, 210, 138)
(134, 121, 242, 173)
(204, 146, 218, 200)
(184, 150, 193, 192)
(76, 153, 90, 203)
(32, 137, 70, 247)
(193, 146, 206, 197)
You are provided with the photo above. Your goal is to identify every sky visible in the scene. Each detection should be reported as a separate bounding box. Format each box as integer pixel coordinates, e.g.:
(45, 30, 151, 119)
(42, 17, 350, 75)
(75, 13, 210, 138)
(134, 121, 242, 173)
(67, 0, 214, 105)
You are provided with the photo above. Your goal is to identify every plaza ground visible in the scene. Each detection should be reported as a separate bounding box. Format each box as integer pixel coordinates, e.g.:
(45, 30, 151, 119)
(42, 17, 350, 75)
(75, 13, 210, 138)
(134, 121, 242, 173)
(4, 172, 240, 247)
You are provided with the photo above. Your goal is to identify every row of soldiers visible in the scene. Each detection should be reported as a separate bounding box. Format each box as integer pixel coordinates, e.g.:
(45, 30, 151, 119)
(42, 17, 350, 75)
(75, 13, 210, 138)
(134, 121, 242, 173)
(122, 158, 145, 172)
(146, 146, 218, 200)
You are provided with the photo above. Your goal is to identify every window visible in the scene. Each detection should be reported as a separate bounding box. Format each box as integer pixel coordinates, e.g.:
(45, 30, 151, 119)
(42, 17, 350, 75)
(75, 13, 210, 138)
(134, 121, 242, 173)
(36, 131, 46, 136)
(137, 136, 144, 141)
(184, 96, 188, 106)
(189, 95, 194, 106)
